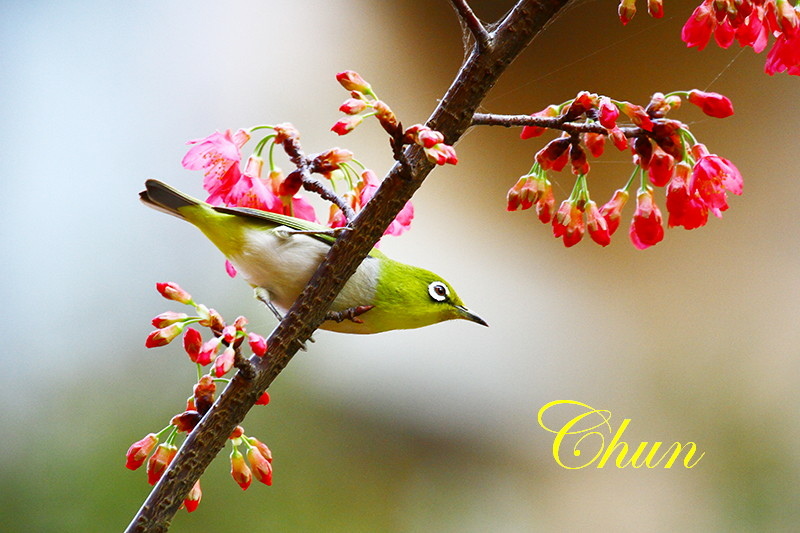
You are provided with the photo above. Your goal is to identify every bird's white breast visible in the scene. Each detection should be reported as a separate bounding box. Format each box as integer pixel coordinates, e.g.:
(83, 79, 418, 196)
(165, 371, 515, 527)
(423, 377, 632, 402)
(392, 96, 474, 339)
(229, 226, 379, 314)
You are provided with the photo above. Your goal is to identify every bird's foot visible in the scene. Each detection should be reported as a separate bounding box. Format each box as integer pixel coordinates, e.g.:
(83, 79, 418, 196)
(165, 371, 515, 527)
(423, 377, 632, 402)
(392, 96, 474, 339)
(254, 287, 315, 350)
(325, 305, 375, 324)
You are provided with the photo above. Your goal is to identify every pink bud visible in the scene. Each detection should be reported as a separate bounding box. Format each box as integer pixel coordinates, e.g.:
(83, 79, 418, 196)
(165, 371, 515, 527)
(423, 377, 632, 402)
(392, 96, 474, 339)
(336, 70, 371, 93)
(215, 345, 235, 377)
(156, 282, 193, 304)
(248, 332, 268, 357)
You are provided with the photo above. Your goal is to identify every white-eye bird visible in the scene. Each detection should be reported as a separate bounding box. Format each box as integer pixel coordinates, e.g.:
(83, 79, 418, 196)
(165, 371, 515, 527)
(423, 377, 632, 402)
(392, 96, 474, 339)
(140, 179, 487, 334)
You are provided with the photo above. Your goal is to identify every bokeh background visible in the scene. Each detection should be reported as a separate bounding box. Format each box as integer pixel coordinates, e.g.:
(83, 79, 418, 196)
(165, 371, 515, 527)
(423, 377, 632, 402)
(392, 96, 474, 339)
(2, 0, 798, 531)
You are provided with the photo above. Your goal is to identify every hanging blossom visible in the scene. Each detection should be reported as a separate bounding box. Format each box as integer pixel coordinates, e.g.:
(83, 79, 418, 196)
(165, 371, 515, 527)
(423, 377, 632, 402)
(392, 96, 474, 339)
(129, 282, 273, 512)
(618, 0, 800, 76)
(507, 89, 742, 249)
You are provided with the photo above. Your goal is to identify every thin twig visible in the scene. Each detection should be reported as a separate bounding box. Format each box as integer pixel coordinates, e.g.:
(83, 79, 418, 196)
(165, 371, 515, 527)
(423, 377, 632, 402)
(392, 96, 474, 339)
(472, 112, 643, 137)
(450, 0, 492, 51)
(125, 1, 570, 531)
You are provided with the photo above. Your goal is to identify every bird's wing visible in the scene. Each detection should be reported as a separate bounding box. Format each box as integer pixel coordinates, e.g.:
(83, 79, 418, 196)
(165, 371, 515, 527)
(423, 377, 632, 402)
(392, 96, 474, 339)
(212, 206, 387, 259)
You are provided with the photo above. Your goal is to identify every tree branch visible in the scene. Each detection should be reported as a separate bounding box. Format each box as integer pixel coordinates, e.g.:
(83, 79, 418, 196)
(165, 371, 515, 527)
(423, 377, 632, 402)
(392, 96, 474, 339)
(472, 112, 643, 137)
(450, 0, 491, 51)
(125, 1, 571, 530)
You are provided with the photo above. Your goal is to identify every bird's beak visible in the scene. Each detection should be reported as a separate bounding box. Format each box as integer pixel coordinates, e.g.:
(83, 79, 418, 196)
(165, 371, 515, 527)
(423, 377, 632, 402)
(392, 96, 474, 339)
(455, 305, 489, 327)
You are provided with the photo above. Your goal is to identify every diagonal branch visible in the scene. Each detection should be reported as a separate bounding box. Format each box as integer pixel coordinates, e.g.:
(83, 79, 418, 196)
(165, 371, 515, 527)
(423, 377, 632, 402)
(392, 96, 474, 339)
(125, 1, 570, 531)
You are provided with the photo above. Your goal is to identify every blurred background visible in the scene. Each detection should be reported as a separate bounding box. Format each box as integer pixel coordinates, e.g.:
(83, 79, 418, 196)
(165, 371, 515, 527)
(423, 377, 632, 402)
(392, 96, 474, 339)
(2, 0, 798, 531)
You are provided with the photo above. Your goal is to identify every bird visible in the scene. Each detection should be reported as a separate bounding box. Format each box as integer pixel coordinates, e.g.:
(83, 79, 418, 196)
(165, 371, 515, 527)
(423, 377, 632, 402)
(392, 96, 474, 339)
(140, 179, 487, 334)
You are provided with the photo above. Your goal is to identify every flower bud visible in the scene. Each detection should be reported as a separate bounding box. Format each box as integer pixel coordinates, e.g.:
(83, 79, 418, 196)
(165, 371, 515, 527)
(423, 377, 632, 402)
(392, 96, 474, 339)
(247, 446, 273, 486)
(255, 391, 271, 405)
(336, 70, 371, 93)
(184, 480, 202, 513)
(151, 312, 188, 328)
(214, 345, 235, 377)
(687, 90, 734, 118)
(156, 282, 192, 304)
(125, 433, 158, 471)
(147, 443, 178, 485)
(145, 323, 185, 348)
(339, 98, 367, 115)
(230, 448, 252, 490)
(248, 332, 268, 357)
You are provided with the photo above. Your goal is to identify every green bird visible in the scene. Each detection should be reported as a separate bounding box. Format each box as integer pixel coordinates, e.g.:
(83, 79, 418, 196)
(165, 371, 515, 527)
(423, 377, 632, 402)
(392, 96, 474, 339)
(140, 179, 487, 334)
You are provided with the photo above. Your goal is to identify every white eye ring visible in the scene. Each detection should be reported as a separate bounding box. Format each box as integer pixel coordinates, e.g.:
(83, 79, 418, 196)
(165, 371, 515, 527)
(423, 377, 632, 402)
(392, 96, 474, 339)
(428, 281, 449, 302)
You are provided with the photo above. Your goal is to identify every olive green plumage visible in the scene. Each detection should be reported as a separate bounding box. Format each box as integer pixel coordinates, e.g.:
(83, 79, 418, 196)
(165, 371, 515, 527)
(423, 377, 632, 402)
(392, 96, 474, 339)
(140, 179, 487, 334)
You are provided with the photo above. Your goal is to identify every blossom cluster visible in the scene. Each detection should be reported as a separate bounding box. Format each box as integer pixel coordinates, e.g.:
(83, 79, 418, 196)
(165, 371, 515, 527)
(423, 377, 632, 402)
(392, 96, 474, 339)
(127, 282, 273, 512)
(507, 90, 742, 249)
(331, 70, 459, 165)
(618, 0, 800, 76)
(181, 72, 445, 276)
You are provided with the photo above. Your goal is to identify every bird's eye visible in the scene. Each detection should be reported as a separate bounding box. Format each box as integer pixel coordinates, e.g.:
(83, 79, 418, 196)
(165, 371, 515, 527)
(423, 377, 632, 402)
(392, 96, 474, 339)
(428, 281, 449, 302)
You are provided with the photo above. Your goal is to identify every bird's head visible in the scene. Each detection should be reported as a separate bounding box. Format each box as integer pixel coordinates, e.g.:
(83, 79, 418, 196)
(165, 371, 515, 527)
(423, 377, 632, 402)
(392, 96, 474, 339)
(371, 259, 488, 332)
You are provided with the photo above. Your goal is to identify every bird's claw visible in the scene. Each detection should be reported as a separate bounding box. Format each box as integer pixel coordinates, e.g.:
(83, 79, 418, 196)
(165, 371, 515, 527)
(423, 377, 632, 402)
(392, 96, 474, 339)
(325, 305, 375, 324)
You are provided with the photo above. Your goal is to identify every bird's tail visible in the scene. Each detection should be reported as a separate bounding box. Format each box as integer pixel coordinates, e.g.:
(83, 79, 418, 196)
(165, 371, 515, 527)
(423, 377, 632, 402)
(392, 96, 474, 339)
(139, 179, 203, 220)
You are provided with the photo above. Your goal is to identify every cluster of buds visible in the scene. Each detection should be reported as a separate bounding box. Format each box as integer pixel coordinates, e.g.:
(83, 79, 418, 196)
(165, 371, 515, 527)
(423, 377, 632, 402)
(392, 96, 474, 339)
(145, 282, 269, 375)
(618, 0, 800, 76)
(508, 89, 742, 249)
(617, 0, 663, 24)
(332, 70, 458, 166)
(229, 426, 274, 490)
(129, 282, 273, 511)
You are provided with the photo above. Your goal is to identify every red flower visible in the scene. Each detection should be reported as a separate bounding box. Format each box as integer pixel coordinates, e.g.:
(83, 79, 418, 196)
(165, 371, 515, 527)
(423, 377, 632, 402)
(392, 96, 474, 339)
(765, 32, 800, 75)
(736, 7, 769, 52)
(147, 443, 178, 485)
(552, 200, 584, 247)
(184, 481, 202, 513)
(681, 1, 715, 50)
(666, 170, 709, 229)
(687, 90, 735, 118)
(125, 433, 158, 471)
(599, 97, 619, 129)
(583, 132, 605, 157)
(647, 145, 675, 187)
(629, 187, 664, 249)
(689, 144, 743, 216)
(599, 189, 629, 236)
(585, 201, 611, 247)
(182, 129, 250, 205)
(183, 327, 203, 363)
